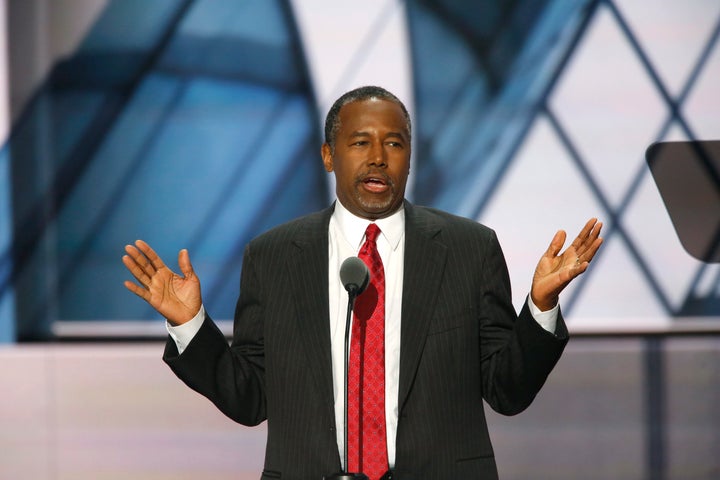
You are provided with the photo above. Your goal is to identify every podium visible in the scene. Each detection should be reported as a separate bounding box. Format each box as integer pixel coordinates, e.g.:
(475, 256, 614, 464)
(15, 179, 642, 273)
(645, 140, 720, 263)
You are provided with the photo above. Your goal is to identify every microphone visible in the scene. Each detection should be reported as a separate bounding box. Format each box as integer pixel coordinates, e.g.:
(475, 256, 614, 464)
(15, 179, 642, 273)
(340, 257, 370, 296)
(325, 258, 370, 480)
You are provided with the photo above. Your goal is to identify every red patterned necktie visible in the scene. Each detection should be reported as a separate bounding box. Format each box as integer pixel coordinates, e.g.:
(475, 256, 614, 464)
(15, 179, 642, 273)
(347, 223, 388, 479)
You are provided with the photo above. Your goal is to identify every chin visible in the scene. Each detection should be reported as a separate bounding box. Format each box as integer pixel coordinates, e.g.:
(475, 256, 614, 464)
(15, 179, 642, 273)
(359, 197, 391, 211)
(362, 202, 401, 219)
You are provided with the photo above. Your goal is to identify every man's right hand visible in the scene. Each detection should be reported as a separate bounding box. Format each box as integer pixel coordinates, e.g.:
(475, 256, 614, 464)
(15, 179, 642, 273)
(122, 240, 202, 326)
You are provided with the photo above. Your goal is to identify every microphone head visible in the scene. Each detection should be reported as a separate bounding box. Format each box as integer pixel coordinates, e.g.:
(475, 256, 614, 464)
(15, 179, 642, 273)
(340, 257, 370, 296)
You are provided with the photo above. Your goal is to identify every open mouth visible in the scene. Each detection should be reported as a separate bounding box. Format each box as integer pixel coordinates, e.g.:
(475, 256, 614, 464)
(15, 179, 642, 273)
(361, 175, 389, 193)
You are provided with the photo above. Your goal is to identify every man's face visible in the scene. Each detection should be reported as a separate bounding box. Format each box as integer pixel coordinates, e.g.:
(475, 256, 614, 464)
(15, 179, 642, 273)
(322, 98, 411, 220)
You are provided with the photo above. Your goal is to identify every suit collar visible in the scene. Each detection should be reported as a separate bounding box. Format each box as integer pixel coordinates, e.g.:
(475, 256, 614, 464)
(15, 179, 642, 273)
(332, 199, 405, 252)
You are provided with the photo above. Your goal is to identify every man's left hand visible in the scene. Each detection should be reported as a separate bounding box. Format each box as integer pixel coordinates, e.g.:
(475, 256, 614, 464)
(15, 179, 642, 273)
(530, 218, 603, 311)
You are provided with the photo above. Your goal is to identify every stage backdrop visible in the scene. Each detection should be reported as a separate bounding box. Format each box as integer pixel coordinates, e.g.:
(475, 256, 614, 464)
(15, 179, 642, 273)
(0, 0, 718, 341)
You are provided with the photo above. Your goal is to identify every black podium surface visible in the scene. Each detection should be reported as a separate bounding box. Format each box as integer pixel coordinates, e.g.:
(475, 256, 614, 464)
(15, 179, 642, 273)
(646, 140, 720, 263)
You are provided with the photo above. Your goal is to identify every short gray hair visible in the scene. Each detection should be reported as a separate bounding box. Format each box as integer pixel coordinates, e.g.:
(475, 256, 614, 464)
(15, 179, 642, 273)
(324, 86, 411, 152)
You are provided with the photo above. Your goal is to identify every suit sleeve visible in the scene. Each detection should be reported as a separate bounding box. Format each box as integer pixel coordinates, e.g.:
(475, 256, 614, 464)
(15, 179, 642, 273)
(478, 230, 568, 416)
(163, 244, 267, 426)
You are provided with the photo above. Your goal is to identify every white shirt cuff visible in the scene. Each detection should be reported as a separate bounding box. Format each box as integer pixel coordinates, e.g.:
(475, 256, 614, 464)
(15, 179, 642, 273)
(527, 296, 558, 334)
(166, 305, 205, 355)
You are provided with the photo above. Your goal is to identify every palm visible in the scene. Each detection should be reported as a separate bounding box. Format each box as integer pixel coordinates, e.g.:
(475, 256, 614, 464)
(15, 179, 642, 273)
(146, 264, 200, 321)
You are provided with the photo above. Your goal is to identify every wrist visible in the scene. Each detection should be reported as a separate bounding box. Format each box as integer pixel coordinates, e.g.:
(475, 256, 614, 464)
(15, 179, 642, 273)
(531, 293, 558, 312)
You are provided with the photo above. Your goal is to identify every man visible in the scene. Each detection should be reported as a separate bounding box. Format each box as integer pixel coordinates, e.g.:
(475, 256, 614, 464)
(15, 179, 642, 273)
(123, 86, 602, 479)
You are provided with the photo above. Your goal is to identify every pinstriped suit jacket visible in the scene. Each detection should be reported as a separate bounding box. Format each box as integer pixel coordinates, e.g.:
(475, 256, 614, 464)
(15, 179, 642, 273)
(164, 201, 568, 480)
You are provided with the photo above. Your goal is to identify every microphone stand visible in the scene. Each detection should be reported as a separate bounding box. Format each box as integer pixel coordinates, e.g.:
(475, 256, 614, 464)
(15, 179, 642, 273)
(324, 284, 368, 480)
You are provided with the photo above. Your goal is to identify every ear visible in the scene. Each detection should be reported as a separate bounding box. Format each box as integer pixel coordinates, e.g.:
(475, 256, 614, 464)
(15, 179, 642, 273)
(321, 143, 334, 172)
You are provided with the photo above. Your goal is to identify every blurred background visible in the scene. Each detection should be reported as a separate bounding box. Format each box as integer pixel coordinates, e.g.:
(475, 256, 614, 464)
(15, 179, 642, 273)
(0, 0, 718, 478)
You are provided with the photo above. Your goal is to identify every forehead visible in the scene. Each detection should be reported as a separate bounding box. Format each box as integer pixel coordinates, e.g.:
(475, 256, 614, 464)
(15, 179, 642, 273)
(337, 98, 408, 137)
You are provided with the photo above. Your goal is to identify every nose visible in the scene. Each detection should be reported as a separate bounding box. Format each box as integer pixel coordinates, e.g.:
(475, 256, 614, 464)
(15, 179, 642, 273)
(369, 141, 387, 168)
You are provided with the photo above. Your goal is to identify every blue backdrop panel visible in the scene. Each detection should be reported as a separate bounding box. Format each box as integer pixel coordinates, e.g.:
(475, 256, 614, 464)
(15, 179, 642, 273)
(4, 0, 324, 339)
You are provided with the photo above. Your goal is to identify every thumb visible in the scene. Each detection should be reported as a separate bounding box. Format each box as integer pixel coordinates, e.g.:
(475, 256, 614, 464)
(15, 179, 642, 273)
(178, 249, 195, 279)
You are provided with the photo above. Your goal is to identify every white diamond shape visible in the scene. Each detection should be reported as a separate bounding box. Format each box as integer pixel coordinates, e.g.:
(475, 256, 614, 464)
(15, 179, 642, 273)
(615, 0, 720, 96)
(569, 235, 669, 330)
(550, 6, 667, 209)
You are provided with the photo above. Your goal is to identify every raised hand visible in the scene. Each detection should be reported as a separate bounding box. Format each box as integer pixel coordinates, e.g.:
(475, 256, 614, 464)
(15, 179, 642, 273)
(122, 240, 202, 325)
(530, 218, 603, 311)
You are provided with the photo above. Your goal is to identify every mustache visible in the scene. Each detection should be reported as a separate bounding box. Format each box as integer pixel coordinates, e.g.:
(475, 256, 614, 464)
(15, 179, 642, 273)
(355, 171, 394, 187)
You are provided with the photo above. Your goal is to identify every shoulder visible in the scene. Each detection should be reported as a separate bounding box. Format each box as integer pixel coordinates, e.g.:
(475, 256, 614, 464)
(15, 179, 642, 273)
(248, 206, 331, 250)
(407, 203, 496, 241)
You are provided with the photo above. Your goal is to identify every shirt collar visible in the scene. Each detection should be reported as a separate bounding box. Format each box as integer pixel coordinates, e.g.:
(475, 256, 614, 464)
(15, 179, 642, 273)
(333, 200, 405, 251)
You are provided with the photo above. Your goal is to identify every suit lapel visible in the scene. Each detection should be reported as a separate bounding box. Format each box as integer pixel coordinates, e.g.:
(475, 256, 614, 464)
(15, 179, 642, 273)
(287, 206, 336, 415)
(398, 203, 447, 413)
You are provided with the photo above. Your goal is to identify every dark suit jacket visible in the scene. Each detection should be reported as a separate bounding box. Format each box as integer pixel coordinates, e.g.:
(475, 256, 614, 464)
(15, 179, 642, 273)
(164, 202, 568, 479)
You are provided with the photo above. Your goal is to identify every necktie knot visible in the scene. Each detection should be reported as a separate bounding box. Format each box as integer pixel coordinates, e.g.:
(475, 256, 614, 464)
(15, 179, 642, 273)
(364, 223, 381, 245)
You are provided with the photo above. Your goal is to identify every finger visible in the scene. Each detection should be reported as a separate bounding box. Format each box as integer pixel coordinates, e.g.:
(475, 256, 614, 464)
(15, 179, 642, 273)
(545, 230, 567, 258)
(577, 221, 603, 259)
(571, 217, 597, 250)
(123, 279, 150, 302)
(582, 220, 602, 246)
(572, 260, 590, 277)
(177, 249, 195, 279)
(581, 236, 604, 263)
(134, 240, 167, 272)
(122, 252, 153, 287)
(124, 243, 157, 277)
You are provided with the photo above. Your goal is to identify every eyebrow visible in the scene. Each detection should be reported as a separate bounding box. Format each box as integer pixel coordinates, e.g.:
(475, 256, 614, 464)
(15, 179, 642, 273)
(348, 130, 407, 140)
(386, 132, 406, 140)
(349, 131, 371, 138)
